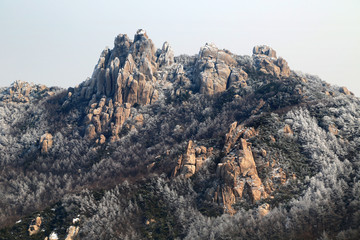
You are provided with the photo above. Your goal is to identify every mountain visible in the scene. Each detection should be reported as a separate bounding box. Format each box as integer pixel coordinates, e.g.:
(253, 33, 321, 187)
(0, 29, 359, 240)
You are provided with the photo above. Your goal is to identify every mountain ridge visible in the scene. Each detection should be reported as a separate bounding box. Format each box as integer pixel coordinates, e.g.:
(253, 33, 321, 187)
(0, 29, 359, 240)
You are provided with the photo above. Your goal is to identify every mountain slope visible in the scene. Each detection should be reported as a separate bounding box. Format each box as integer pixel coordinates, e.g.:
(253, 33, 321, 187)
(0, 30, 359, 240)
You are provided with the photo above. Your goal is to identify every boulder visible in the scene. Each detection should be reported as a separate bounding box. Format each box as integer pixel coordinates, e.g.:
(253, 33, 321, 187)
(258, 203, 270, 217)
(328, 124, 338, 135)
(228, 69, 248, 88)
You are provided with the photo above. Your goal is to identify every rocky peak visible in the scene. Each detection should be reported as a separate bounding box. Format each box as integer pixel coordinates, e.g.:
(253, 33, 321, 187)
(195, 43, 242, 95)
(63, 31, 296, 143)
(157, 41, 174, 68)
(68, 30, 171, 142)
(252, 45, 290, 78)
(253, 45, 277, 58)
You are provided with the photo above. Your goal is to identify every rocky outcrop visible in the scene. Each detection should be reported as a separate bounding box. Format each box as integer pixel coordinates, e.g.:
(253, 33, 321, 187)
(157, 42, 174, 68)
(172, 140, 210, 178)
(195, 43, 242, 95)
(61, 31, 295, 143)
(65, 29, 176, 142)
(339, 86, 353, 96)
(283, 124, 293, 136)
(75, 29, 161, 105)
(328, 124, 339, 135)
(0, 80, 56, 103)
(253, 45, 290, 78)
(209, 122, 268, 214)
(210, 122, 268, 214)
(258, 203, 270, 217)
(215, 138, 268, 214)
(28, 216, 41, 236)
(65, 226, 80, 240)
(253, 45, 277, 58)
(40, 133, 53, 154)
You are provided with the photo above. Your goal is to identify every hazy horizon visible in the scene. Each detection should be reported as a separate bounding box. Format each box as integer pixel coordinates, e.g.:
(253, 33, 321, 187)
(0, 0, 359, 96)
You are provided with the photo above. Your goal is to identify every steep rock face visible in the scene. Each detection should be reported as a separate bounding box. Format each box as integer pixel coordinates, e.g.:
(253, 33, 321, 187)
(253, 45, 290, 78)
(79, 29, 163, 104)
(67, 29, 175, 142)
(195, 43, 246, 95)
(40, 133, 53, 154)
(172, 140, 211, 178)
(210, 122, 268, 214)
(171, 121, 288, 214)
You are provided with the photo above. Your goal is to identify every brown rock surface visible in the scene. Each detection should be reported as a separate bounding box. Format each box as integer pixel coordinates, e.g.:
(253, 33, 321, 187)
(65, 226, 80, 240)
(339, 86, 352, 95)
(195, 43, 238, 95)
(213, 123, 268, 214)
(328, 124, 338, 135)
(284, 124, 293, 136)
(258, 203, 270, 217)
(253, 45, 277, 58)
(28, 216, 42, 236)
(40, 133, 53, 154)
(68, 30, 168, 142)
(253, 45, 290, 78)
(173, 140, 208, 178)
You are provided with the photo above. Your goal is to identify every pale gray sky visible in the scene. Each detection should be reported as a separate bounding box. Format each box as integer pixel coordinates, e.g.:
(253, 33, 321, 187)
(0, 0, 359, 96)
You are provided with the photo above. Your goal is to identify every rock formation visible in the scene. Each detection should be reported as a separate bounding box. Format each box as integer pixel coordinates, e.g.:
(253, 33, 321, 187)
(283, 124, 293, 136)
(65, 226, 80, 240)
(328, 124, 339, 135)
(172, 140, 210, 178)
(209, 122, 268, 214)
(258, 203, 270, 217)
(340, 86, 353, 95)
(28, 216, 42, 236)
(65, 29, 177, 142)
(0, 80, 55, 103)
(195, 43, 245, 95)
(40, 133, 53, 154)
(58, 31, 299, 144)
(253, 45, 290, 78)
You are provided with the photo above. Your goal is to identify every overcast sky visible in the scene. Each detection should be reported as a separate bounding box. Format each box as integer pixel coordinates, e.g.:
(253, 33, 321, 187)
(0, 0, 359, 96)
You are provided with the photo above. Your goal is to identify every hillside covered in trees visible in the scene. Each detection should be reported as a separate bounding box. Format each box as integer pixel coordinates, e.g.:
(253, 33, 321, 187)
(0, 30, 359, 240)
